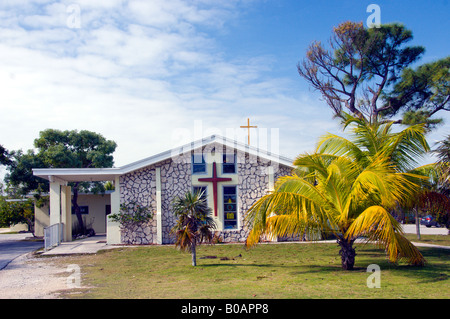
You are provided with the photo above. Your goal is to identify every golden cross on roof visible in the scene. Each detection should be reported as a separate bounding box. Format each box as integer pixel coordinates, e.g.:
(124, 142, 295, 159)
(240, 118, 257, 145)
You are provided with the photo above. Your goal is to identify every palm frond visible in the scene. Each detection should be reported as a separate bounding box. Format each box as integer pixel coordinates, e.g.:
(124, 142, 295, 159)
(174, 227, 195, 252)
(348, 156, 420, 209)
(171, 190, 216, 252)
(294, 152, 336, 178)
(380, 123, 429, 172)
(316, 133, 365, 164)
(394, 234, 426, 266)
(245, 174, 340, 247)
(345, 205, 425, 265)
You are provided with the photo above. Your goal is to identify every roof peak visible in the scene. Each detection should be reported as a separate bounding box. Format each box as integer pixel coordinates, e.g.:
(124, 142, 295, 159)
(33, 134, 294, 182)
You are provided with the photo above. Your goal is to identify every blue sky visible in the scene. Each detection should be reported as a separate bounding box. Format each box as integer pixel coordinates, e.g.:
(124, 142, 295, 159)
(0, 0, 449, 176)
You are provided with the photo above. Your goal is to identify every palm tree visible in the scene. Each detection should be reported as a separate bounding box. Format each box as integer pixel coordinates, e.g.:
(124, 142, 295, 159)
(246, 115, 428, 270)
(171, 190, 216, 266)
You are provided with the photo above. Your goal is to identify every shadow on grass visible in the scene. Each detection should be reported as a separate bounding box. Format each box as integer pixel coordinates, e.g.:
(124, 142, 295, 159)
(198, 246, 449, 284)
(199, 262, 285, 268)
(290, 265, 369, 275)
(354, 246, 450, 284)
(397, 247, 450, 284)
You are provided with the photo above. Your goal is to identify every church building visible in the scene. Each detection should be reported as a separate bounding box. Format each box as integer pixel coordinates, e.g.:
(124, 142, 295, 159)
(33, 135, 294, 245)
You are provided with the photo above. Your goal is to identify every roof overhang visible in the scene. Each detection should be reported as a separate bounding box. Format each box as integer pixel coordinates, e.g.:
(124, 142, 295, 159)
(32, 168, 121, 183)
(33, 135, 295, 183)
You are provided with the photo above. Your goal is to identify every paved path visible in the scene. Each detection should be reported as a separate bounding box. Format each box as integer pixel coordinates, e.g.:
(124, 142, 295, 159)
(0, 233, 44, 270)
(410, 242, 450, 250)
(40, 234, 122, 256)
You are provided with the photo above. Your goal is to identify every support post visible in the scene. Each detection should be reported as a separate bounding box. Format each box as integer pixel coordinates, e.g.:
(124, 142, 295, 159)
(61, 185, 72, 242)
(107, 176, 121, 244)
(156, 167, 162, 244)
(49, 180, 61, 226)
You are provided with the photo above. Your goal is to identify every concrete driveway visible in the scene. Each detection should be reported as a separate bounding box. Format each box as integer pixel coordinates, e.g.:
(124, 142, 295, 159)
(0, 233, 44, 270)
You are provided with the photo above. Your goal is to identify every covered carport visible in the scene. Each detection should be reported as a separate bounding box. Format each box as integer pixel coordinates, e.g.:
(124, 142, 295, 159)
(32, 168, 122, 245)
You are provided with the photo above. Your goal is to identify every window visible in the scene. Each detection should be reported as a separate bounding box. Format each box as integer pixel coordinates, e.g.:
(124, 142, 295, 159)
(193, 186, 207, 201)
(192, 153, 206, 174)
(72, 206, 89, 215)
(223, 186, 237, 229)
(223, 153, 236, 174)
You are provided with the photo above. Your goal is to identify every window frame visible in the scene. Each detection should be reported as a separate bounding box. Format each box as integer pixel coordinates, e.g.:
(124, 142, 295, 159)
(191, 153, 207, 175)
(222, 185, 238, 230)
(222, 152, 237, 174)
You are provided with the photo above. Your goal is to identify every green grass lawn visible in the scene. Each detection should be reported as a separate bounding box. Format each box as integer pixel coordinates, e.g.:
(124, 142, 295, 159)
(55, 239, 450, 299)
(405, 233, 450, 246)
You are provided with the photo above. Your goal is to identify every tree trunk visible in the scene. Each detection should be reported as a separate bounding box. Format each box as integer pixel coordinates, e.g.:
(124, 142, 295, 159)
(191, 242, 197, 267)
(26, 217, 36, 237)
(338, 238, 356, 270)
(414, 207, 421, 240)
(72, 183, 85, 234)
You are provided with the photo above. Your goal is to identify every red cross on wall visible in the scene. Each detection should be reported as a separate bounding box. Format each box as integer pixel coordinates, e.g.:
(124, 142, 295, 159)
(198, 162, 232, 216)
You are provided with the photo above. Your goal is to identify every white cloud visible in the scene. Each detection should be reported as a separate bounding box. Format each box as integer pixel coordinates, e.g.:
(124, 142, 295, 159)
(0, 0, 342, 178)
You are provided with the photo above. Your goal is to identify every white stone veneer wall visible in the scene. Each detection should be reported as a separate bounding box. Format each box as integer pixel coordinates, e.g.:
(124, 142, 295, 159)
(119, 167, 157, 244)
(119, 150, 292, 245)
(120, 157, 191, 244)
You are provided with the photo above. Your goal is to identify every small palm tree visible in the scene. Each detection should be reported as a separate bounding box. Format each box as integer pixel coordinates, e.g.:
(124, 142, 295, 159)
(171, 190, 216, 266)
(246, 115, 428, 270)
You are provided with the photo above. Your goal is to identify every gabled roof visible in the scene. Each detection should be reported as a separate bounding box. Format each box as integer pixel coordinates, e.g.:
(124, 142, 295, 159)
(33, 135, 295, 182)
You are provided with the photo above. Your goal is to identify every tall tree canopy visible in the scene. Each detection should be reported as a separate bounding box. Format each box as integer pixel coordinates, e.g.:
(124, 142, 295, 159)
(34, 129, 116, 169)
(0, 145, 12, 166)
(298, 21, 449, 127)
(385, 57, 450, 126)
(6, 149, 47, 196)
